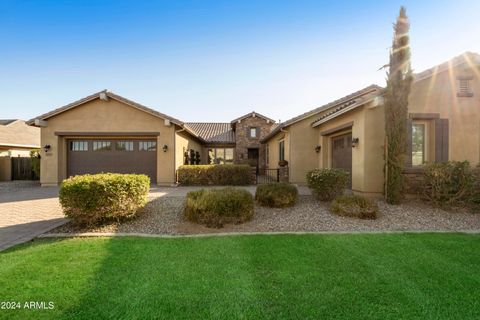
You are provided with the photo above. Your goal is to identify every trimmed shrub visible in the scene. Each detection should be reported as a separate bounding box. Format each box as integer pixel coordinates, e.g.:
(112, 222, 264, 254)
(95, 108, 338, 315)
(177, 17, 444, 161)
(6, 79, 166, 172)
(306, 169, 349, 201)
(59, 173, 150, 225)
(330, 195, 379, 219)
(177, 165, 252, 185)
(184, 188, 254, 228)
(255, 183, 298, 207)
(423, 161, 475, 207)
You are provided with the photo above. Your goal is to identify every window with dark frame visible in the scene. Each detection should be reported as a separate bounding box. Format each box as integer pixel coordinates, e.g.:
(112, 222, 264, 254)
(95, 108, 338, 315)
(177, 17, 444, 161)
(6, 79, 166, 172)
(208, 148, 234, 164)
(265, 144, 269, 166)
(139, 141, 156, 151)
(412, 124, 425, 166)
(115, 141, 134, 151)
(279, 140, 285, 162)
(250, 127, 257, 138)
(92, 141, 111, 151)
(69, 141, 88, 151)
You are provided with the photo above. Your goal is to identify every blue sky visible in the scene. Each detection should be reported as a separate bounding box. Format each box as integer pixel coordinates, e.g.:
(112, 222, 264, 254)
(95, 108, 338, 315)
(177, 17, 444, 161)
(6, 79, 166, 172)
(1, 0, 479, 122)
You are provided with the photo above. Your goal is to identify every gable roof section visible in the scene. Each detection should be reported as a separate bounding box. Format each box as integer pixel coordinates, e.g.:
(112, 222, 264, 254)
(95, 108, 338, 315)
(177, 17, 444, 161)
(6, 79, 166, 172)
(0, 119, 40, 148)
(230, 111, 275, 124)
(261, 84, 383, 142)
(27, 90, 184, 126)
(414, 52, 480, 82)
(184, 123, 235, 144)
(0, 119, 18, 126)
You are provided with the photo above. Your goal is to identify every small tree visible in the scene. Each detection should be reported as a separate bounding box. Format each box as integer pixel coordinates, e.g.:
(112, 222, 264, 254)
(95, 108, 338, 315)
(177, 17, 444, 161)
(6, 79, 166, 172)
(190, 149, 196, 165)
(384, 6, 413, 204)
(195, 151, 201, 164)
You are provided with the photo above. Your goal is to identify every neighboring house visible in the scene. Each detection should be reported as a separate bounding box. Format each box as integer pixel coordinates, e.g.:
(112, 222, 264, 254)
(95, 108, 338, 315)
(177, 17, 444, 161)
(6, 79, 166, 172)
(0, 119, 40, 181)
(262, 52, 480, 195)
(27, 91, 274, 186)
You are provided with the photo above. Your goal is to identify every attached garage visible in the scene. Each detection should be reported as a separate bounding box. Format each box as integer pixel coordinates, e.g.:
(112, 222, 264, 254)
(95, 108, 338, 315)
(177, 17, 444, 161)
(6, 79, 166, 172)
(67, 138, 157, 181)
(27, 90, 203, 186)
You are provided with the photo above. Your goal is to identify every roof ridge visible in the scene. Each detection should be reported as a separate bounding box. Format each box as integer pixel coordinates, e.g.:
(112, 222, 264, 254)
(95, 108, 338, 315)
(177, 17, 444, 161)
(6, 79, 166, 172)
(414, 51, 480, 82)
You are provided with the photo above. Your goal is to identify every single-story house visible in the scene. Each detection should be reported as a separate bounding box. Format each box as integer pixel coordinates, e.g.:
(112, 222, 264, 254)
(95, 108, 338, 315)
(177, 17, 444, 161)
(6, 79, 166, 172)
(29, 52, 480, 193)
(28, 91, 275, 186)
(261, 52, 480, 196)
(0, 119, 40, 181)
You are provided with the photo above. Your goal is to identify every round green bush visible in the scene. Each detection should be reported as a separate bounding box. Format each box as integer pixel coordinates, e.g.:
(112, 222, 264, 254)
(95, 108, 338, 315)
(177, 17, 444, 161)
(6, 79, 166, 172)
(59, 173, 150, 225)
(306, 169, 349, 201)
(255, 183, 298, 207)
(330, 195, 379, 219)
(184, 187, 254, 228)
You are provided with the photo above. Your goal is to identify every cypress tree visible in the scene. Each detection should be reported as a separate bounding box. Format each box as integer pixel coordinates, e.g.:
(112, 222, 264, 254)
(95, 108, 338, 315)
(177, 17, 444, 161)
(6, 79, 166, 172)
(384, 7, 413, 204)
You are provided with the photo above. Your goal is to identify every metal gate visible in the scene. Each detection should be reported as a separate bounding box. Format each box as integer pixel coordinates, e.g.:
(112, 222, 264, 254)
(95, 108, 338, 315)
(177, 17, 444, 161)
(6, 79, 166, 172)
(255, 168, 280, 184)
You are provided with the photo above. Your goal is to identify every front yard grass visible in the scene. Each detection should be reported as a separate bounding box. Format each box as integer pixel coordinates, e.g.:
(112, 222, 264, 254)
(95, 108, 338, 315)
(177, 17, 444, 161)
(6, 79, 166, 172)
(0, 233, 479, 319)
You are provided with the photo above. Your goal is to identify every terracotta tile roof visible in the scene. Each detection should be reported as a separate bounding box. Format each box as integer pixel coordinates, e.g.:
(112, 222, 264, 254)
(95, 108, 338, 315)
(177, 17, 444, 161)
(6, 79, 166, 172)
(184, 122, 235, 144)
(261, 84, 383, 142)
(414, 52, 480, 82)
(27, 90, 184, 126)
(310, 87, 383, 126)
(230, 111, 275, 124)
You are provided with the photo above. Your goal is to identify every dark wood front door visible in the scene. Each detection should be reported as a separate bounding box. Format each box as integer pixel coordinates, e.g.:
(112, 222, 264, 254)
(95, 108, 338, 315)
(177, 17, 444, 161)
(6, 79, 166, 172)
(332, 133, 352, 187)
(67, 139, 157, 181)
(247, 148, 259, 167)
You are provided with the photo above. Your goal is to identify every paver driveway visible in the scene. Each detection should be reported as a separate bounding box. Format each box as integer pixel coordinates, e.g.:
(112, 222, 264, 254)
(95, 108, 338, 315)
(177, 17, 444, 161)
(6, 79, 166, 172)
(0, 181, 64, 251)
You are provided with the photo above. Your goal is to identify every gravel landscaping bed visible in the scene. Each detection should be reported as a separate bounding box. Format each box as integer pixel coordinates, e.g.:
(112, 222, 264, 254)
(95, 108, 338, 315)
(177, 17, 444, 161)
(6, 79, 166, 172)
(49, 195, 480, 235)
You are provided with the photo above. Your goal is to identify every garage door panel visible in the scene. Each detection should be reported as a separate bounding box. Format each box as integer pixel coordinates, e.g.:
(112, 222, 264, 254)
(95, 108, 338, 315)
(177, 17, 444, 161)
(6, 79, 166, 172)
(67, 139, 157, 181)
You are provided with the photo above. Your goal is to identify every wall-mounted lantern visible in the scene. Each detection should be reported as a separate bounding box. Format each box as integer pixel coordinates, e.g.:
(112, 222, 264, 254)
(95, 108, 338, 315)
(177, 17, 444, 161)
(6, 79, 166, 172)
(351, 138, 359, 148)
(43, 144, 51, 153)
(162, 145, 168, 152)
(315, 145, 321, 153)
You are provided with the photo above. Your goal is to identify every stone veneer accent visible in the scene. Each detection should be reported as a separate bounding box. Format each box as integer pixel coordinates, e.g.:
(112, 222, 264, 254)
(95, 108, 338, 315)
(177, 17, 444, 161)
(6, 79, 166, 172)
(402, 168, 424, 196)
(234, 116, 275, 168)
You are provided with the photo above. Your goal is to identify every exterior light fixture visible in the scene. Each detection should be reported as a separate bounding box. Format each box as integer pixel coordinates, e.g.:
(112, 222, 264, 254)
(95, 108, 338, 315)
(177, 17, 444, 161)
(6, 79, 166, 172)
(351, 138, 359, 148)
(43, 144, 51, 152)
(315, 145, 321, 153)
(162, 145, 168, 152)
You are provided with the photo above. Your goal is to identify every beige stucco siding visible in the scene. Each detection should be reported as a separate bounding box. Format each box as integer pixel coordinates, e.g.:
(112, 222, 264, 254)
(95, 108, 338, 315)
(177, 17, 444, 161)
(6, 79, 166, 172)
(175, 131, 205, 169)
(39, 98, 177, 185)
(409, 64, 480, 165)
(265, 131, 290, 169)
(288, 115, 321, 184)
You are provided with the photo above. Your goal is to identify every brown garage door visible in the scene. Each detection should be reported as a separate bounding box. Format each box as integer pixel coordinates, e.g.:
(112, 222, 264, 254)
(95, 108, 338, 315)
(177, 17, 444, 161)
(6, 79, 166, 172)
(67, 139, 157, 181)
(332, 133, 352, 188)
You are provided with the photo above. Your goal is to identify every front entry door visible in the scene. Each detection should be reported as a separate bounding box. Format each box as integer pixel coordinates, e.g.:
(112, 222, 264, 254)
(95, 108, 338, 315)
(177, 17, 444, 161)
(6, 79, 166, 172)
(331, 133, 352, 188)
(247, 148, 259, 167)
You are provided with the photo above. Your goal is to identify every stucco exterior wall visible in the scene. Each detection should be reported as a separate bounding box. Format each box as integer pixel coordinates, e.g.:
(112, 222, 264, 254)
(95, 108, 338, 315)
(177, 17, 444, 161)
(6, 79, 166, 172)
(38, 98, 177, 186)
(0, 156, 11, 181)
(175, 130, 205, 169)
(409, 64, 480, 165)
(265, 131, 290, 169)
(265, 102, 385, 195)
(288, 115, 322, 184)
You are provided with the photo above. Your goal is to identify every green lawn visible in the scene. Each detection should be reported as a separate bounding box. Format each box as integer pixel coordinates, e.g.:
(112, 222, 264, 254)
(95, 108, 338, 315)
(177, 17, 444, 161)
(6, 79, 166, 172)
(0, 234, 479, 319)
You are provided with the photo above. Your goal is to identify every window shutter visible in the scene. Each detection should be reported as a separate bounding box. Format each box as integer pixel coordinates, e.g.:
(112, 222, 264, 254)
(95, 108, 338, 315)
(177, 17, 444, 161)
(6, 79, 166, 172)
(434, 119, 449, 162)
(256, 127, 260, 138)
(405, 119, 413, 167)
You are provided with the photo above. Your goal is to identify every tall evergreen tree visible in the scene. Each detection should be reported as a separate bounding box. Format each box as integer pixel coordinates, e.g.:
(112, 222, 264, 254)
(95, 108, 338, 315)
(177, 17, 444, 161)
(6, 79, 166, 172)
(384, 7, 413, 204)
